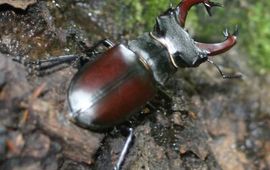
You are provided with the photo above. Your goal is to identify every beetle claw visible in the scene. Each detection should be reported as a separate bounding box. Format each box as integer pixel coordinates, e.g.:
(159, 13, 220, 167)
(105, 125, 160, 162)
(203, 1, 222, 16)
(223, 26, 239, 38)
(223, 28, 229, 38)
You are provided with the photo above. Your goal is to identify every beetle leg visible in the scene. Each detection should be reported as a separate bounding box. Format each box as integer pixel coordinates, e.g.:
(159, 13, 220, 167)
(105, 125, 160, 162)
(114, 128, 134, 170)
(85, 39, 115, 57)
(195, 27, 238, 56)
(13, 39, 115, 76)
(177, 0, 221, 27)
(207, 59, 242, 79)
(97, 39, 115, 48)
(13, 55, 79, 76)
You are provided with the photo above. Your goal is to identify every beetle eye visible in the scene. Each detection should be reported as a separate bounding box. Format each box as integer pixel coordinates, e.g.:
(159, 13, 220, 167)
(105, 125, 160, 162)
(172, 51, 188, 67)
(174, 51, 183, 58)
(199, 52, 208, 59)
(192, 55, 208, 66)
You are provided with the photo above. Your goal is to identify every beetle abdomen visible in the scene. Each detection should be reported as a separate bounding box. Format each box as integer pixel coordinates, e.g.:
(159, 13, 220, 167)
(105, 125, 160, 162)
(67, 45, 156, 130)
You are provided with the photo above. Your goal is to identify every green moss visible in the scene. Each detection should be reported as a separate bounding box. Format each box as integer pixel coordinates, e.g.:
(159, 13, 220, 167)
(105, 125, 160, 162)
(114, 0, 182, 33)
(245, 2, 270, 72)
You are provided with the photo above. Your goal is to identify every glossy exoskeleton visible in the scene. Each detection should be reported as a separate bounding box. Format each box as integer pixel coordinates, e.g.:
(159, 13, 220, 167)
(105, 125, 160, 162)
(15, 0, 239, 130)
(67, 0, 239, 130)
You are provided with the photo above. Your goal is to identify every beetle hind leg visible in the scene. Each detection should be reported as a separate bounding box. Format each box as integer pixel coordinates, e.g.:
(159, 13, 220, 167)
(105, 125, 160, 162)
(114, 128, 134, 170)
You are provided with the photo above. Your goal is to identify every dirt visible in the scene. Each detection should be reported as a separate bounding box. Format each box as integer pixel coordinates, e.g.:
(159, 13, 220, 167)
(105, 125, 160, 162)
(0, 1, 269, 170)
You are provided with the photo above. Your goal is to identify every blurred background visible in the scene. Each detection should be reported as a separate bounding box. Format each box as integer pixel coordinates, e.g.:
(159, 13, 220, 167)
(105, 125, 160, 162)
(84, 0, 270, 73)
(0, 0, 269, 169)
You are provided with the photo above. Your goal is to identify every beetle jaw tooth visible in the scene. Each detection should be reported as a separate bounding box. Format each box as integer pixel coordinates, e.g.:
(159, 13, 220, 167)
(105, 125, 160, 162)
(223, 26, 239, 38)
(203, 1, 222, 16)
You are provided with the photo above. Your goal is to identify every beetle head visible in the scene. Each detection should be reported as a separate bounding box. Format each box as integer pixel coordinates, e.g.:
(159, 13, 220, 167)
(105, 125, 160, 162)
(153, 9, 208, 68)
(151, 0, 237, 68)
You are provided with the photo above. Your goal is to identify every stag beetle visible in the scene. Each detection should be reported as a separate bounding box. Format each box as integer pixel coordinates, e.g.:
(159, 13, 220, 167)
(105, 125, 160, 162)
(67, 0, 239, 130)
(14, 0, 240, 169)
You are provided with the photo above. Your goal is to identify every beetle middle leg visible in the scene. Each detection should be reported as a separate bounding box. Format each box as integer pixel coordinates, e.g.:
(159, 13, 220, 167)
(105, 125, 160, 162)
(75, 39, 115, 68)
(83, 39, 115, 57)
(13, 54, 81, 76)
(13, 39, 115, 76)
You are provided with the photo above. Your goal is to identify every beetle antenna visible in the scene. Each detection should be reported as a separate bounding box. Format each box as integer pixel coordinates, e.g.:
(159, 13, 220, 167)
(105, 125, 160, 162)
(207, 59, 242, 79)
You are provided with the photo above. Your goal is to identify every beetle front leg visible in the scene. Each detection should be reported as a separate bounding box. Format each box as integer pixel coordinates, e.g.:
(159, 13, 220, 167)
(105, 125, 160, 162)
(177, 0, 221, 27)
(207, 59, 242, 79)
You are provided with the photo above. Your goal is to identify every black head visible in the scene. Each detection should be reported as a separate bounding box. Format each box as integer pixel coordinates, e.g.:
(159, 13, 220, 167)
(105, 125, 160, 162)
(153, 8, 208, 68)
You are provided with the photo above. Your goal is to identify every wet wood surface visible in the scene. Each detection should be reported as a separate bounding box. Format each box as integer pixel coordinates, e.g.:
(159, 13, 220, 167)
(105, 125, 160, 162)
(0, 1, 269, 169)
